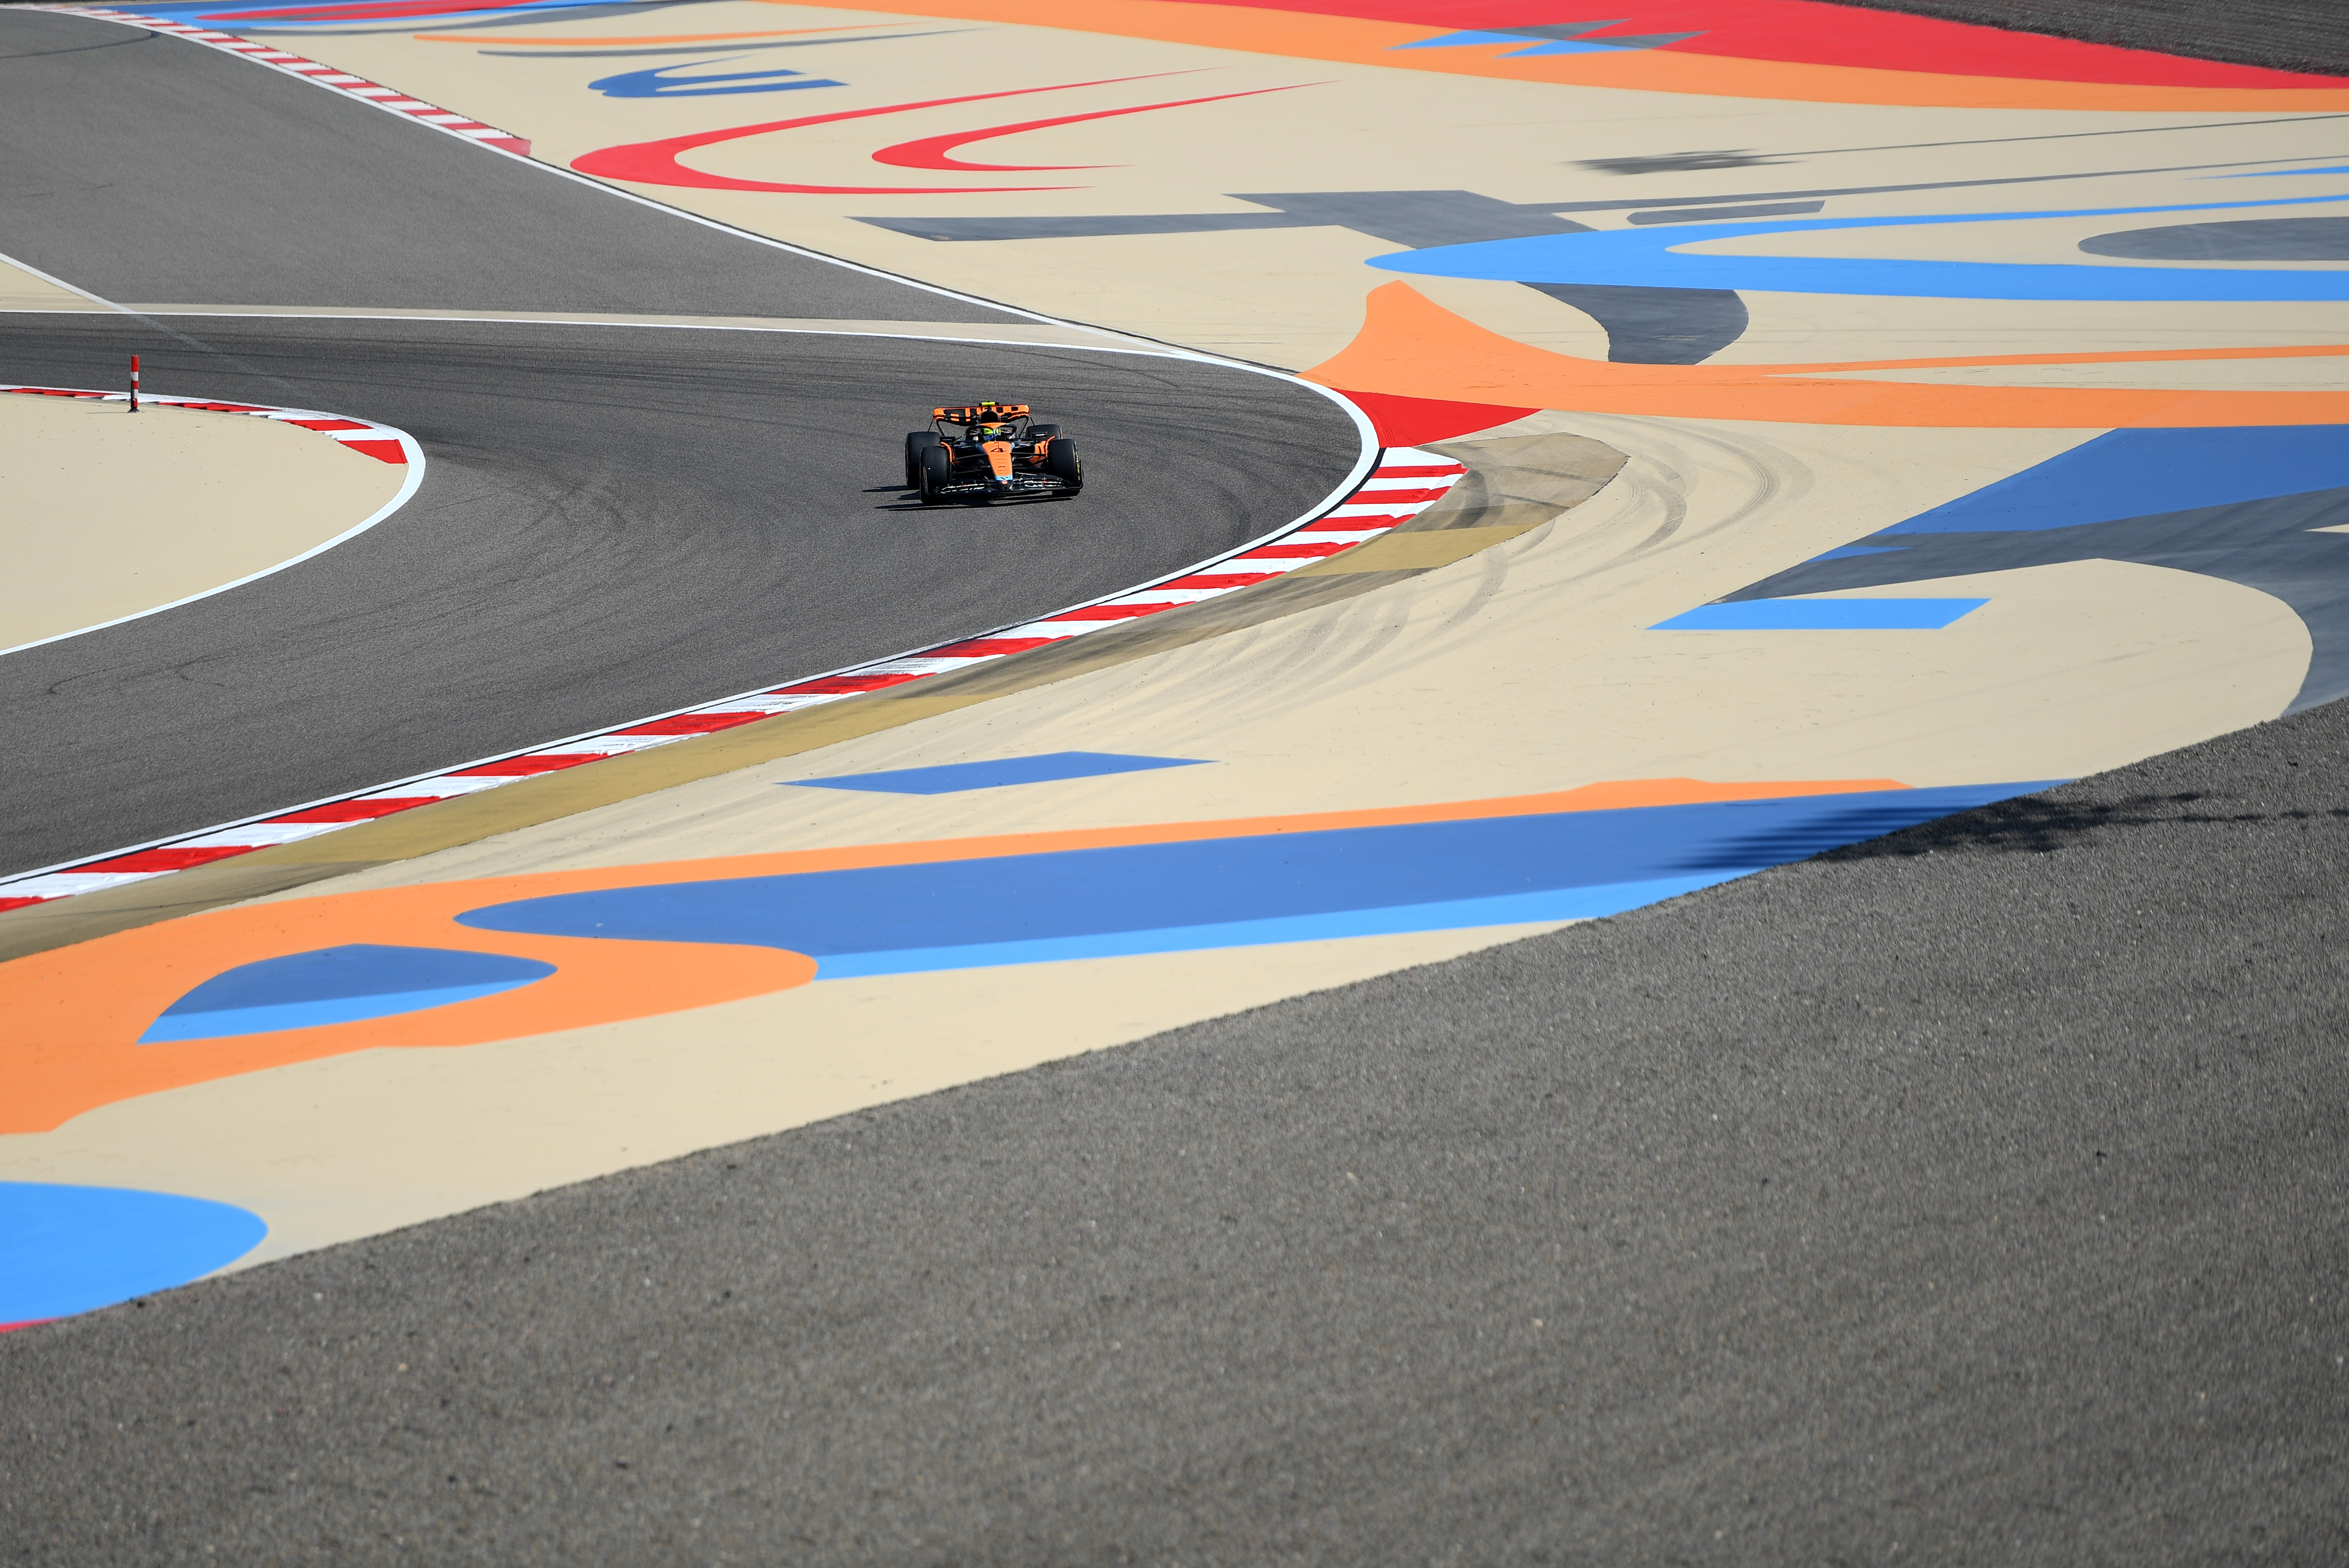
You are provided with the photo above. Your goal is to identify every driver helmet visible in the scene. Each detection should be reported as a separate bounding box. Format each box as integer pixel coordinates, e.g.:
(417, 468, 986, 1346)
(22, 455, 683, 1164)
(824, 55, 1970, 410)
(975, 422, 1011, 441)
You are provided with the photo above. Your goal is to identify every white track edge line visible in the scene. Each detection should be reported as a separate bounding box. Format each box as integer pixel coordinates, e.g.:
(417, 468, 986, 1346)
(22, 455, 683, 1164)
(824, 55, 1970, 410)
(3, 7, 1384, 896)
(0, 410, 1379, 891)
(0, 395, 424, 661)
(44, 5, 1143, 344)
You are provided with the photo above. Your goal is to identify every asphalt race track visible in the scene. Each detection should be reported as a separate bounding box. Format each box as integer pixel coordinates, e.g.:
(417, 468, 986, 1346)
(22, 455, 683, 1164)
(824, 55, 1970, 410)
(0, 8, 1018, 318)
(0, 9, 1359, 876)
(4, 0, 2347, 1562)
(0, 316, 1354, 876)
(7, 702, 2345, 1563)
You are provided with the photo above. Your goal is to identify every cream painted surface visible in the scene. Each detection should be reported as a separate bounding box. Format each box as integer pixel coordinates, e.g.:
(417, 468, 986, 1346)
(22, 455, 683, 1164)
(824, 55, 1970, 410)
(1717, 294, 2349, 366)
(14, 5, 2336, 1285)
(267, 4, 2349, 370)
(0, 922, 1570, 1266)
(0, 395, 405, 650)
(249, 413, 2304, 901)
(0, 254, 105, 313)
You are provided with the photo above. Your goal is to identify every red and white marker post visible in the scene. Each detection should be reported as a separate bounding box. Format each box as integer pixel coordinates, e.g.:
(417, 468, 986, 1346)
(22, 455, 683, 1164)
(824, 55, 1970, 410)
(129, 354, 140, 413)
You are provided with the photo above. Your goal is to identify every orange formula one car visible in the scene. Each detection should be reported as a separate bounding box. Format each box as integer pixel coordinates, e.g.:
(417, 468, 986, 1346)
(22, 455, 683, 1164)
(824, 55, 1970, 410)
(903, 401, 1083, 504)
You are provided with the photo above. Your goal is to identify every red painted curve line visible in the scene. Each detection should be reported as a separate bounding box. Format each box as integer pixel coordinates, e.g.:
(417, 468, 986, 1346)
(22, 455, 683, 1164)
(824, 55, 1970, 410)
(870, 83, 1322, 173)
(571, 73, 1198, 194)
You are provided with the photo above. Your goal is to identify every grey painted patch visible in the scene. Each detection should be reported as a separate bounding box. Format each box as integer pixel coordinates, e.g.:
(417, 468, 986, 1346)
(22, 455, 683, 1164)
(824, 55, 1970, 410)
(1724, 487, 2349, 711)
(1577, 149, 1794, 175)
(1491, 20, 1630, 39)
(859, 191, 1593, 249)
(855, 212, 1304, 242)
(1626, 200, 1827, 225)
(855, 156, 2328, 249)
(1225, 190, 1594, 249)
(1524, 284, 1751, 365)
(2079, 217, 2349, 260)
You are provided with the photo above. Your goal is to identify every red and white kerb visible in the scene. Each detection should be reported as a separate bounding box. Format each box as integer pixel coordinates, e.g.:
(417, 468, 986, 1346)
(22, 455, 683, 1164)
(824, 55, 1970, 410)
(48, 7, 533, 157)
(2, 383, 410, 464)
(0, 450, 1464, 913)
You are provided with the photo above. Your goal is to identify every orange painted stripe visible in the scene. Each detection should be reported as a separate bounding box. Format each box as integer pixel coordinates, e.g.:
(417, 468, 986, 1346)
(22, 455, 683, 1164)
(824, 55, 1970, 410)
(1307, 283, 2349, 430)
(752, 0, 2349, 111)
(1775, 343, 2349, 374)
(0, 776, 1901, 1132)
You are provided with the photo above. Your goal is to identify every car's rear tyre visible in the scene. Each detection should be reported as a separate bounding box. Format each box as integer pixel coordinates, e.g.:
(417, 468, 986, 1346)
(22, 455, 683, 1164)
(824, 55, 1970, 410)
(904, 431, 939, 489)
(916, 443, 955, 505)
(1027, 423, 1060, 442)
(1043, 436, 1082, 495)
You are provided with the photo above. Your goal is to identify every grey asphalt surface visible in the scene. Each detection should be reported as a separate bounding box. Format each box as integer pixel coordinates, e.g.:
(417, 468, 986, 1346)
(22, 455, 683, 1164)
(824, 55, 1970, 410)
(0, 8, 1012, 318)
(0, 314, 1353, 876)
(0, 8, 1359, 875)
(1832, 0, 2347, 73)
(5, 646, 2344, 1567)
(4, 0, 2346, 1563)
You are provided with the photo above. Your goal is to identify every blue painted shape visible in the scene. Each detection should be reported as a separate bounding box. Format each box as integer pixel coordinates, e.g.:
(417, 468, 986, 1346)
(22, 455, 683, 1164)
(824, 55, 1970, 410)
(1652, 598, 1987, 629)
(140, 944, 555, 1043)
(1499, 38, 1626, 54)
(1807, 545, 1908, 562)
(589, 59, 844, 97)
(789, 751, 1209, 796)
(459, 782, 2053, 976)
(1885, 428, 2349, 535)
(1371, 191, 2349, 301)
(0, 1183, 265, 1324)
(805, 876, 1743, 975)
(1502, 30, 1700, 53)
(1392, 28, 1557, 48)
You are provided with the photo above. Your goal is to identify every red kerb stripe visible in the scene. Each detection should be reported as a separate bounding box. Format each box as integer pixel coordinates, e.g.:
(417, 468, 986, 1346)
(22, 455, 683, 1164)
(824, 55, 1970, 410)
(1047, 602, 1178, 621)
(925, 637, 1057, 657)
(1159, 572, 1279, 590)
(1236, 540, 1352, 559)
(76, 846, 254, 874)
(772, 671, 931, 695)
(611, 712, 769, 736)
(448, 754, 602, 777)
(270, 798, 431, 823)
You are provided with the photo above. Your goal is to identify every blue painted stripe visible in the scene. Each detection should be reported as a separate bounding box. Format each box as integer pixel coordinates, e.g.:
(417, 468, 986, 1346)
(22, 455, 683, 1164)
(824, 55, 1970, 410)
(140, 980, 540, 1043)
(460, 782, 2058, 977)
(0, 1183, 265, 1324)
(141, 945, 557, 1042)
(1806, 545, 1908, 563)
(1370, 191, 2349, 302)
(1883, 427, 2349, 535)
(1653, 598, 1987, 630)
(792, 751, 1208, 796)
(810, 876, 1736, 977)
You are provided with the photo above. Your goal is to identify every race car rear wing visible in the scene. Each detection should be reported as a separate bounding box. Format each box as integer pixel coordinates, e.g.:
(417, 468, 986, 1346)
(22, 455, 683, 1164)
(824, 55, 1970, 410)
(934, 402, 1031, 424)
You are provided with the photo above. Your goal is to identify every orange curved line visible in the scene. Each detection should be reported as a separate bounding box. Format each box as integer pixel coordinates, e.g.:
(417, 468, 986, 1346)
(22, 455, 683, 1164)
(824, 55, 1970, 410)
(870, 82, 1319, 172)
(3, 776, 1894, 1131)
(570, 74, 1186, 194)
(1308, 282, 2349, 429)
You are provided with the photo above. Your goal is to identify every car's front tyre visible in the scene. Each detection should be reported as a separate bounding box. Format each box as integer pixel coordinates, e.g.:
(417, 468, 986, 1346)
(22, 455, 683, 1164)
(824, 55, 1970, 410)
(1043, 436, 1082, 495)
(904, 431, 940, 489)
(916, 443, 956, 505)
